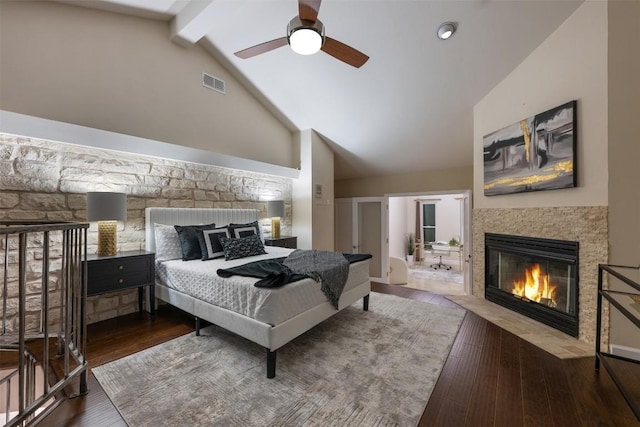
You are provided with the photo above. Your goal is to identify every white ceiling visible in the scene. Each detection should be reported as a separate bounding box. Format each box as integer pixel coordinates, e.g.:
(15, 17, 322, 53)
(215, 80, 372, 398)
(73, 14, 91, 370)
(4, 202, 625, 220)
(56, 0, 584, 180)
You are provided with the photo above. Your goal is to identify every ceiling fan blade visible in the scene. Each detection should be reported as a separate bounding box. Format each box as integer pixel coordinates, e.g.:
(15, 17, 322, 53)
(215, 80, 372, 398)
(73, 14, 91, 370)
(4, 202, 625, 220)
(321, 37, 369, 68)
(234, 37, 289, 59)
(299, 0, 321, 22)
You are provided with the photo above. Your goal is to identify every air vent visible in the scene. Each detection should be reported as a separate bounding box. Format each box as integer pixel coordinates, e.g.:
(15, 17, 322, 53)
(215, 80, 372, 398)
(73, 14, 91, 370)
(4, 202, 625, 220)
(202, 72, 225, 94)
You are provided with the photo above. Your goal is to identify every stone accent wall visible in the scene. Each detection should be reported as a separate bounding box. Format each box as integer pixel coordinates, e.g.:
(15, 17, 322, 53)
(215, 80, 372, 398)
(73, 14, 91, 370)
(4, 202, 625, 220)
(472, 206, 608, 345)
(0, 134, 292, 325)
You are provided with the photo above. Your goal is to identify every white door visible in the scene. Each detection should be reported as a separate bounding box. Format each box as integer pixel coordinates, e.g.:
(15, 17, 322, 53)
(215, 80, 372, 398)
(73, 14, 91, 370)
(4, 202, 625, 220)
(353, 197, 386, 282)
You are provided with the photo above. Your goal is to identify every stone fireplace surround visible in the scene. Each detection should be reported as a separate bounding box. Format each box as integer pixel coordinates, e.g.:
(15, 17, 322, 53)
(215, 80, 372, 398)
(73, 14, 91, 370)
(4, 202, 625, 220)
(472, 206, 608, 345)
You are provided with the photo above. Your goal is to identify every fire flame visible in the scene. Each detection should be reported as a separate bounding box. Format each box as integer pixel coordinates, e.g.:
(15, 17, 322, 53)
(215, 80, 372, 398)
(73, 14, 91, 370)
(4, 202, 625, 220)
(511, 263, 557, 307)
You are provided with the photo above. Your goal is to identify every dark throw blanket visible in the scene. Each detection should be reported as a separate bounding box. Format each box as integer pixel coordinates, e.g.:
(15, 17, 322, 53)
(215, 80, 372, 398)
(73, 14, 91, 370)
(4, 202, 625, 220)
(217, 258, 307, 287)
(283, 250, 348, 310)
(217, 251, 372, 309)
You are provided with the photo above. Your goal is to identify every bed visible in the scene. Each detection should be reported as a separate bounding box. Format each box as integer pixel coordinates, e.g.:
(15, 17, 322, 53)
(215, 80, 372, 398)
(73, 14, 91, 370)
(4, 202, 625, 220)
(145, 207, 371, 378)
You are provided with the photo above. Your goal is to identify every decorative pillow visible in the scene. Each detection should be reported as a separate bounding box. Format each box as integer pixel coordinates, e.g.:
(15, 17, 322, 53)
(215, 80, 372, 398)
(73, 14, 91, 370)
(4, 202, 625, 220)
(228, 221, 262, 240)
(197, 226, 230, 260)
(174, 223, 216, 261)
(219, 234, 267, 261)
(154, 224, 183, 261)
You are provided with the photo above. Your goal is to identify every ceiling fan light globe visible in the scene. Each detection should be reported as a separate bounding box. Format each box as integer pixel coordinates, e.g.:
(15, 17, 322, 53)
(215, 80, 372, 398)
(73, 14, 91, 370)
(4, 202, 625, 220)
(289, 28, 322, 55)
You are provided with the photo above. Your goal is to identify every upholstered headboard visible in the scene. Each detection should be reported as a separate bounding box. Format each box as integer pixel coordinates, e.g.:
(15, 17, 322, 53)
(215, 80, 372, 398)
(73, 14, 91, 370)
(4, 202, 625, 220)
(145, 208, 260, 252)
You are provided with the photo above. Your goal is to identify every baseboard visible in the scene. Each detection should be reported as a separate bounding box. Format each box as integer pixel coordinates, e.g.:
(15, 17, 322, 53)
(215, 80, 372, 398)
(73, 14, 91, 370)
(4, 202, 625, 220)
(609, 344, 640, 362)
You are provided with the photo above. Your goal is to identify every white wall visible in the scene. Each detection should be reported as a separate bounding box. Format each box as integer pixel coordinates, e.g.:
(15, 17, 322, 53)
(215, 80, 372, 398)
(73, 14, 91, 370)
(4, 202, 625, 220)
(607, 0, 640, 265)
(336, 166, 472, 198)
(293, 130, 335, 250)
(311, 131, 335, 251)
(435, 195, 461, 244)
(388, 194, 462, 254)
(0, 1, 295, 169)
(388, 196, 407, 259)
(607, 0, 640, 350)
(473, 1, 608, 209)
(405, 198, 417, 243)
(293, 131, 312, 249)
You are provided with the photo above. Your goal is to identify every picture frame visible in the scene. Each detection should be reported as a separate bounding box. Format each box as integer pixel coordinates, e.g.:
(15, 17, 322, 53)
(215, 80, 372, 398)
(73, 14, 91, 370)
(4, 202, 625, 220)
(483, 100, 577, 196)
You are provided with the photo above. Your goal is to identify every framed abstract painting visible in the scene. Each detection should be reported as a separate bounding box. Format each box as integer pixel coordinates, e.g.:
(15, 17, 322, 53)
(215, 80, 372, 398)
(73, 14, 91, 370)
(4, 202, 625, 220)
(483, 100, 577, 196)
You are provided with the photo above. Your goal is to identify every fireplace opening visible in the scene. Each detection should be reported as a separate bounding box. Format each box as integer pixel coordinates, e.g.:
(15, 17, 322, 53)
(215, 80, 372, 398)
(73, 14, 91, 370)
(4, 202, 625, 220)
(485, 233, 579, 337)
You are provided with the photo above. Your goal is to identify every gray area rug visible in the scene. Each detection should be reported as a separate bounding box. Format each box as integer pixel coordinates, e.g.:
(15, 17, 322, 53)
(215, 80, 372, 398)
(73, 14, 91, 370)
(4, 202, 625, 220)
(93, 293, 465, 427)
(408, 265, 463, 284)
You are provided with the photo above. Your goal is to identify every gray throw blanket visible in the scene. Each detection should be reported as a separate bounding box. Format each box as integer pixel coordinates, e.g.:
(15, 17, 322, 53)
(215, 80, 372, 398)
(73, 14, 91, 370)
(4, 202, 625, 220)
(283, 249, 349, 310)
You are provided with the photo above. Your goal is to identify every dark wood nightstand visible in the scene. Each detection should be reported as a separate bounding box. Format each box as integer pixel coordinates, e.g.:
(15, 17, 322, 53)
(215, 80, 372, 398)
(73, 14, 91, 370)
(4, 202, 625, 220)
(264, 236, 297, 249)
(86, 250, 155, 314)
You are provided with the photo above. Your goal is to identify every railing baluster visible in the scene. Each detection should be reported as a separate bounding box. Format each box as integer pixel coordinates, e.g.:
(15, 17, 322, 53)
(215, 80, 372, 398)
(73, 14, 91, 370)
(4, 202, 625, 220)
(18, 231, 27, 419)
(58, 229, 67, 357)
(79, 227, 88, 394)
(2, 234, 8, 335)
(64, 229, 71, 379)
(5, 376, 10, 425)
(42, 230, 50, 395)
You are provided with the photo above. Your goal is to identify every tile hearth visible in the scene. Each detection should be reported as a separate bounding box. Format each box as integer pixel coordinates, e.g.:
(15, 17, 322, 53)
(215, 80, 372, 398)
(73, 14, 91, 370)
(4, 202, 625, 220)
(446, 295, 593, 359)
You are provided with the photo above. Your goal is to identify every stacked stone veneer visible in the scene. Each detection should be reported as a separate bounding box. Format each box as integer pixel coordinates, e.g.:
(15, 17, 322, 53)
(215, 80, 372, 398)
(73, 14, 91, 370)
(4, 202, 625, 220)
(0, 134, 292, 326)
(472, 206, 608, 345)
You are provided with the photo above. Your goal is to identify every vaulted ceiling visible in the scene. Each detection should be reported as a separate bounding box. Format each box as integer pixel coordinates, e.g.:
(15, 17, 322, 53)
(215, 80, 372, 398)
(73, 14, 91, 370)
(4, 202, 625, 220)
(55, 0, 584, 180)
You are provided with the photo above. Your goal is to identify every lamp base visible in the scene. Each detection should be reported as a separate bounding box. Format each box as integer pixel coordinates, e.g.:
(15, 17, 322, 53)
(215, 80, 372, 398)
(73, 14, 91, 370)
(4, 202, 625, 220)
(97, 221, 118, 256)
(271, 217, 281, 239)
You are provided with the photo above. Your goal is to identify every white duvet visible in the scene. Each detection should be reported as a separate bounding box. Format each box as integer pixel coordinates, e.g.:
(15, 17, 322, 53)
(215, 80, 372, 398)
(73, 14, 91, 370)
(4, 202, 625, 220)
(155, 247, 370, 326)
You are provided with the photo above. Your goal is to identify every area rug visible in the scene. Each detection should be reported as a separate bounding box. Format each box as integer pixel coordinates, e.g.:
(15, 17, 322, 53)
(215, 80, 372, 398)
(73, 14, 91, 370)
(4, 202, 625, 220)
(93, 293, 465, 427)
(408, 264, 463, 284)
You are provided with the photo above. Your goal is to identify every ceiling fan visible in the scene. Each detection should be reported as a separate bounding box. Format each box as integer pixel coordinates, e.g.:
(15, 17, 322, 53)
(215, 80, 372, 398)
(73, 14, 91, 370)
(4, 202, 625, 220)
(234, 0, 369, 68)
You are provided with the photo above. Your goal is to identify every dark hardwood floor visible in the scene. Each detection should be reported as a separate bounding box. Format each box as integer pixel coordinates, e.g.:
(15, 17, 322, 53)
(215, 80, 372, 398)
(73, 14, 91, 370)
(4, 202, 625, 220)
(37, 283, 639, 427)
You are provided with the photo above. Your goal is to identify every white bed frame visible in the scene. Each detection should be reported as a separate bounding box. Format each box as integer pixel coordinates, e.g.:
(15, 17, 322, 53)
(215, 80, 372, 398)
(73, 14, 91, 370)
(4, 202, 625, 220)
(145, 207, 371, 378)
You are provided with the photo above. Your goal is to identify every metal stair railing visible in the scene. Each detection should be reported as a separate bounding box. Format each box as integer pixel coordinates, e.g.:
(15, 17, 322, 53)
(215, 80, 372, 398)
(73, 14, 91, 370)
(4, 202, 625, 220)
(1, 221, 89, 427)
(1, 345, 38, 425)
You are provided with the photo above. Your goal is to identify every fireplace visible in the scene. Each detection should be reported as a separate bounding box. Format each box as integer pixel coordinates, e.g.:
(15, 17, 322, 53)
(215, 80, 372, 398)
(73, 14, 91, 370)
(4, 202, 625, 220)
(485, 233, 579, 336)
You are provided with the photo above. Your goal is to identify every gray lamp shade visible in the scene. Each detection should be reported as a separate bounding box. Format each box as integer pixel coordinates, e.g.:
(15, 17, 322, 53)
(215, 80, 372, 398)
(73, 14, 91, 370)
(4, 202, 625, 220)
(267, 200, 285, 218)
(86, 192, 127, 222)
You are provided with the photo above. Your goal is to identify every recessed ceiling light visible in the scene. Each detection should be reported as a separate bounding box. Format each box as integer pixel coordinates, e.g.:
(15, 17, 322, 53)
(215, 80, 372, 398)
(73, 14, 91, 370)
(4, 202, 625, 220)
(437, 22, 457, 40)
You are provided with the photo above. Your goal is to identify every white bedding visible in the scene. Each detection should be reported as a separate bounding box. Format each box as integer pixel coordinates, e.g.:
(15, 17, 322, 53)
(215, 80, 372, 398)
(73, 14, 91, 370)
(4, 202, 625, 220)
(155, 246, 370, 326)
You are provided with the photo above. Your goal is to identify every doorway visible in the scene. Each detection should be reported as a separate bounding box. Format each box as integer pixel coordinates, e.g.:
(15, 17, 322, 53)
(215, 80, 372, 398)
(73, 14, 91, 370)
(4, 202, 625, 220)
(387, 191, 471, 295)
(335, 192, 471, 294)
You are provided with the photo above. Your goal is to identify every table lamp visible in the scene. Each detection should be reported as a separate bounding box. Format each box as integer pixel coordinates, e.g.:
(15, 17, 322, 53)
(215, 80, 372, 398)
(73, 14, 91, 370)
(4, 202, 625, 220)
(86, 192, 127, 256)
(267, 200, 285, 239)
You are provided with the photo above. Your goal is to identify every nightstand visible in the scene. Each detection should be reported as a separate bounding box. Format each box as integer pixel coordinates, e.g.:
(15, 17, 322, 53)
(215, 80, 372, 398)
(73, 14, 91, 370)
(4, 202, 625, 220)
(264, 236, 297, 249)
(86, 250, 155, 314)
